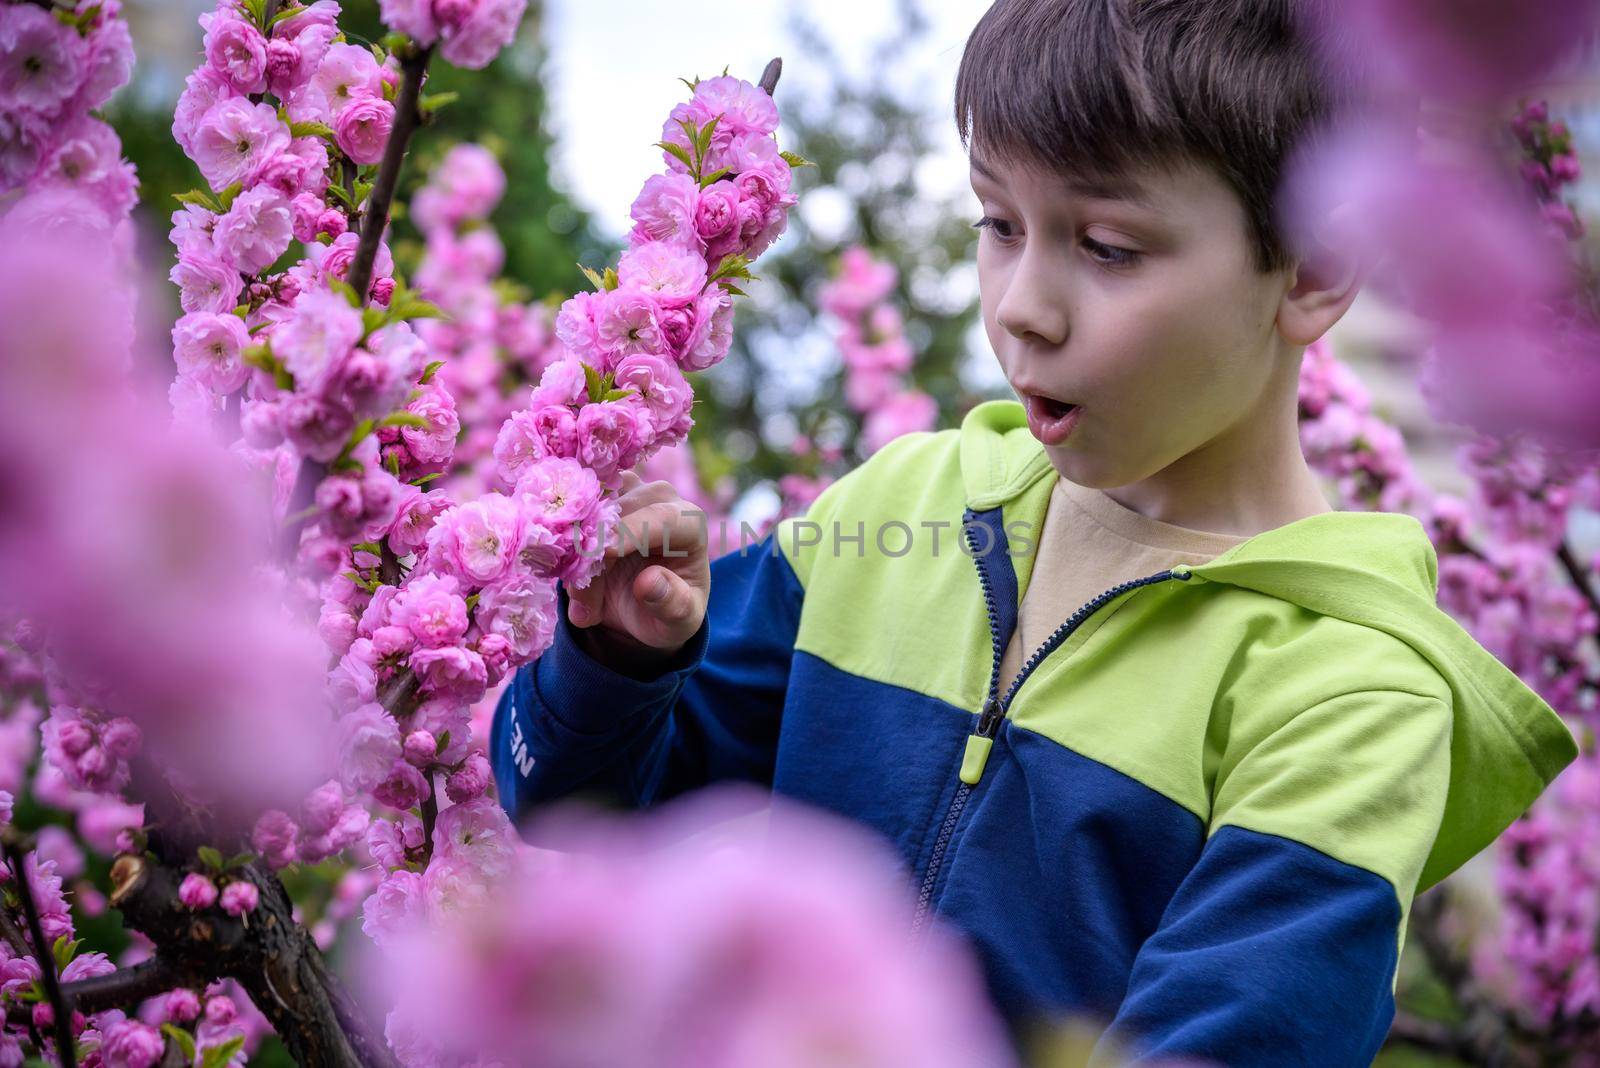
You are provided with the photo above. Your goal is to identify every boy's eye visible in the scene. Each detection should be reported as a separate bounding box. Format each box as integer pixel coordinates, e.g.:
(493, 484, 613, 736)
(1081, 235, 1141, 268)
(972, 215, 1017, 241)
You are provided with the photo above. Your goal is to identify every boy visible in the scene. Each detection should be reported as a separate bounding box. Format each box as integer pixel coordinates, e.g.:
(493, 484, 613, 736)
(492, 0, 1578, 1063)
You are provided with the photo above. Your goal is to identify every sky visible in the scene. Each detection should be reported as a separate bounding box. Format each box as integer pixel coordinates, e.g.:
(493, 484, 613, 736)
(540, 0, 990, 239)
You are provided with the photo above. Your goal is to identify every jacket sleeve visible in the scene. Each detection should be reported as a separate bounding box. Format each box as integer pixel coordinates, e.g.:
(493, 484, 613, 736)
(489, 523, 806, 825)
(1089, 687, 1454, 1068)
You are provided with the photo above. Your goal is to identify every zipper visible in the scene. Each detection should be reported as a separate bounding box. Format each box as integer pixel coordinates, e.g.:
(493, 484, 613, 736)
(908, 506, 1194, 939)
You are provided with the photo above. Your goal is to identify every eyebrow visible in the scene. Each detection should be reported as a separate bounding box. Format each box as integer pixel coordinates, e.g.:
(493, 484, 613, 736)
(970, 154, 1159, 212)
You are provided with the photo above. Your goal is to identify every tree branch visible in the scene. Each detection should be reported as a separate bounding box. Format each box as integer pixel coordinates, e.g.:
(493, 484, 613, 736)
(3, 833, 76, 1068)
(348, 44, 435, 302)
(58, 958, 182, 1016)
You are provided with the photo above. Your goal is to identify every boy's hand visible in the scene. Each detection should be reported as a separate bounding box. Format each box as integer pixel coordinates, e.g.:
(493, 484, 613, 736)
(564, 470, 710, 676)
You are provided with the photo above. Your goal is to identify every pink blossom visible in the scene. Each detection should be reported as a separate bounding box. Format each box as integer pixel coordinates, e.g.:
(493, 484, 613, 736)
(172, 66, 234, 157)
(515, 455, 603, 527)
(445, 751, 491, 803)
(201, 10, 268, 95)
(596, 289, 665, 363)
(252, 809, 301, 869)
(694, 179, 743, 260)
(492, 409, 550, 487)
(189, 97, 289, 191)
(219, 881, 260, 917)
(400, 380, 460, 466)
(275, 287, 363, 395)
(310, 43, 384, 116)
(101, 1019, 165, 1068)
(677, 287, 734, 372)
(436, 0, 529, 70)
(213, 186, 294, 274)
(373, 758, 430, 810)
(334, 94, 395, 166)
(425, 495, 523, 585)
(336, 703, 402, 795)
(388, 488, 457, 557)
(390, 573, 470, 648)
(179, 873, 219, 910)
(617, 239, 707, 305)
(408, 644, 489, 703)
(628, 171, 700, 248)
(170, 246, 244, 315)
(0, 6, 84, 116)
(474, 573, 558, 660)
(361, 868, 424, 948)
(172, 312, 251, 394)
(554, 289, 606, 365)
(611, 353, 692, 439)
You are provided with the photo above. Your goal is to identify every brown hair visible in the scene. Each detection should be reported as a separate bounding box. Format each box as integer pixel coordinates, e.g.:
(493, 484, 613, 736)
(954, 0, 1361, 272)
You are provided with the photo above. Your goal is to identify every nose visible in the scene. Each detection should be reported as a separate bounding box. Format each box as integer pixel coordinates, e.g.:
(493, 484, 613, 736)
(994, 243, 1069, 348)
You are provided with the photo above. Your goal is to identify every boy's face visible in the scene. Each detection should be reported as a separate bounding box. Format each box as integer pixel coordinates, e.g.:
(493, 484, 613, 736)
(970, 150, 1299, 493)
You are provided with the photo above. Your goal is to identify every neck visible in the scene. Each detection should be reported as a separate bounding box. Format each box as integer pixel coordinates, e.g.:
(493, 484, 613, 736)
(1096, 355, 1332, 538)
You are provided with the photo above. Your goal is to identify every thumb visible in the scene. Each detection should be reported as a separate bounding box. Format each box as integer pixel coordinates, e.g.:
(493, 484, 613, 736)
(635, 565, 694, 625)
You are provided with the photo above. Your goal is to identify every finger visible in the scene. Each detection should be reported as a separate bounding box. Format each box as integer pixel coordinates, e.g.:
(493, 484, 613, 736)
(615, 478, 677, 514)
(604, 501, 707, 560)
(565, 576, 604, 627)
(617, 469, 643, 493)
(633, 565, 697, 627)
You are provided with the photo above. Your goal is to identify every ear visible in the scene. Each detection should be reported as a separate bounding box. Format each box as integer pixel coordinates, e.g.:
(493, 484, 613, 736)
(1276, 200, 1372, 347)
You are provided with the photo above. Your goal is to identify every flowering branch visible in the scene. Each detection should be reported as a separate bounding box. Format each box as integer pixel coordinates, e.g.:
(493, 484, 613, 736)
(348, 43, 435, 303)
(2, 832, 76, 1068)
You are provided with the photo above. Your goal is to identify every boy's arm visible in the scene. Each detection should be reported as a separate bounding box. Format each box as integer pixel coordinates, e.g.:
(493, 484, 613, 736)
(1089, 687, 1454, 1067)
(489, 525, 804, 820)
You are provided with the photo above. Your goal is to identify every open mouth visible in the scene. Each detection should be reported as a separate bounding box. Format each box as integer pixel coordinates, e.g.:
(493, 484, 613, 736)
(1035, 394, 1077, 419)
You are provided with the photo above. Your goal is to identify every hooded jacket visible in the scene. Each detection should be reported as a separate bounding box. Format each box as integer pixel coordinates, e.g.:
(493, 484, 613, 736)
(491, 398, 1578, 1066)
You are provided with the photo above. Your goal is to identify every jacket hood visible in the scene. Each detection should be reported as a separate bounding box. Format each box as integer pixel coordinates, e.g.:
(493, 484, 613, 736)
(959, 399, 1579, 892)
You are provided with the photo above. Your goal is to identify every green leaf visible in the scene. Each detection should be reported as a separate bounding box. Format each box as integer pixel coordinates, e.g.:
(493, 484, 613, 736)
(162, 1025, 197, 1063)
(464, 593, 480, 612)
(719, 283, 749, 298)
(231, 304, 251, 320)
(419, 360, 446, 385)
(352, 542, 382, 556)
(779, 150, 816, 169)
(353, 180, 374, 206)
(362, 305, 388, 337)
(578, 264, 607, 291)
(420, 91, 459, 114)
(216, 182, 244, 212)
(601, 266, 619, 291)
(582, 361, 604, 404)
(173, 188, 224, 214)
(201, 1036, 246, 1068)
(678, 76, 700, 93)
(602, 387, 637, 402)
(328, 277, 361, 307)
(409, 472, 444, 486)
(655, 140, 694, 173)
(52, 935, 76, 973)
(699, 166, 732, 189)
(269, 5, 305, 27)
(707, 253, 753, 284)
(225, 852, 256, 870)
(377, 412, 429, 430)
(197, 846, 224, 873)
(435, 729, 451, 753)
(240, 0, 267, 27)
(695, 115, 720, 162)
(289, 120, 336, 141)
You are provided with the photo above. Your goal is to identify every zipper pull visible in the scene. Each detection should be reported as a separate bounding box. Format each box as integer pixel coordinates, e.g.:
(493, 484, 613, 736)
(959, 696, 1003, 785)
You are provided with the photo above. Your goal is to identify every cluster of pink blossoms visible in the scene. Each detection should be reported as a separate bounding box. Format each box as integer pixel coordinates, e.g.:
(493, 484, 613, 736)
(376, 0, 527, 70)
(1512, 99, 1585, 241)
(361, 787, 1017, 1068)
(819, 244, 938, 455)
(0, 0, 136, 235)
(410, 143, 566, 491)
(1293, 247, 1600, 1056)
